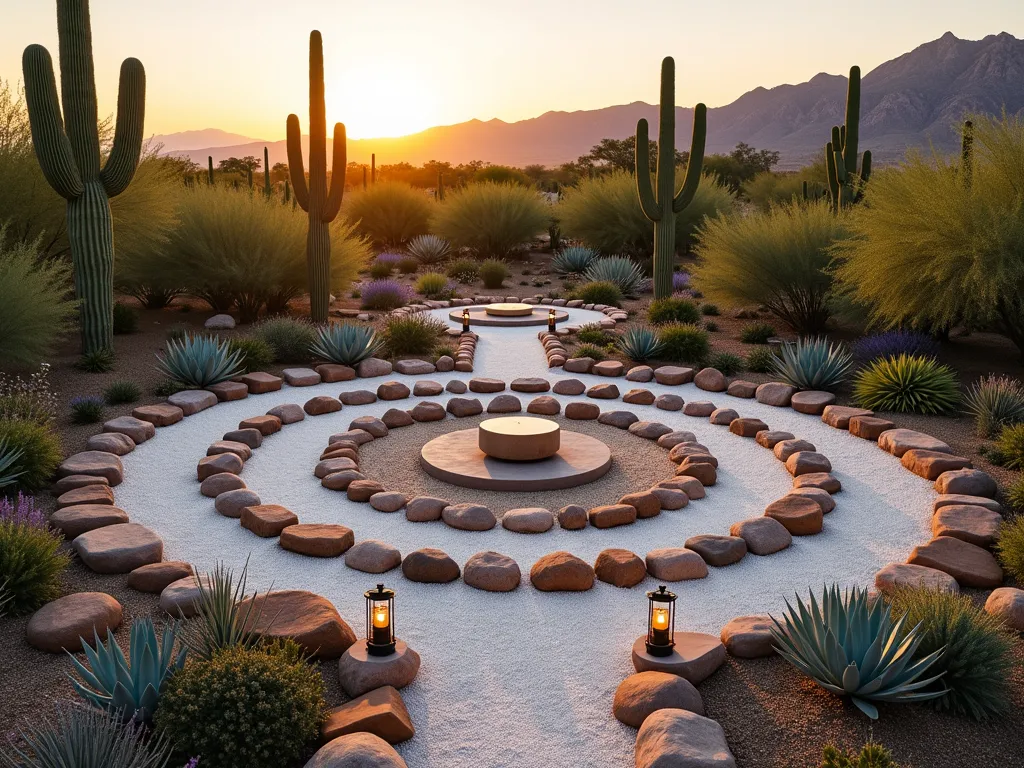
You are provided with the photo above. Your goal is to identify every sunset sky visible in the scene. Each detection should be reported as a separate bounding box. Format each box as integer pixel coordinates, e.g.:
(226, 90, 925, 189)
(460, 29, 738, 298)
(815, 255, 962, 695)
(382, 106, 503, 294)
(4, 0, 1023, 141)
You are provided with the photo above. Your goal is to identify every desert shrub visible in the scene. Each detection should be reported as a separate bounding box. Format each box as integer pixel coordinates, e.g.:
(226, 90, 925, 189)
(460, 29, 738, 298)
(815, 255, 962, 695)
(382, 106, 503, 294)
(432, 182, 549, 258)
(396, 255, 420, 274)
(852, 330, 939, 362)
(0, 515, 70, 615)
(576, 323, 610, 345)
(382, 314, 447, 356)
(772, 337, 853, 391)
(156, 641, 325, 768)
(744, 348, 775, 374)
(709, 351, 744, 376)
(103, 381, 141, 405)
(446, 258, 480, 284)
(964, 374, 1024, 437)
(617, 327, 663, 362)
(343, 181, 433, 247)
(311, 323, 384, 366)
(0, 437, 25, 490)
(152, 379, 187, 398)
(694, 201, 848, 334)
(0, 232, 78, 367)
(156, 333, 244, 388)
(704, 320, 719, 332)
(820, 742, 901, 768)
(0, 366, 58, 426)
(551, 245, 597, 275)
(479, 259, 510, 289)
(368, 260, 394, 279)
(584, 256, 645, 296)
(0, 420, 61, 493)
(572, 343, 606, 361)
(75, 348, 115, 373)
(743, 171, 811, 212)
(740, 322, 776, 344)
(250, 317, 316, 363)
(360, 279, 413, 311)
(406, 234, 451, 264)
(179, 559, 266, 661)
(572, 281, 623, 307)
(415, 272, 455, 299)
(649, 297, 701, 325)
(164, 323, 191, 343)
(996, 514, 1024, 579)
(834, 114, 1024, 357)
(112, 302, 139, 335)
(702, 303, 720, 316)
(993, 423, 1024, 470)
(475, 165, 530, 186)
(558, 170, 734, 257)
(887, 587, 1015, 719)
(70, 396, 105, 424)
(227, 336, 275, 373)
(658, 324, 710, 364)
(853, 354, 960, 415)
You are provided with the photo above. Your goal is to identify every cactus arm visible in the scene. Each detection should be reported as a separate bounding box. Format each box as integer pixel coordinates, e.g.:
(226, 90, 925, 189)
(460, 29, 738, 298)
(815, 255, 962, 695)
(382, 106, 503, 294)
(323, 122, 346, 222)
(860, 149, 872, 183)
(843, 66, 860, 176)
(56, 0, 101, 177)
(285, 113, 310, 211)
(207, 155, 213, 184)
(825, 140, 840, 207)
(830, 127, 847, 183)
(635, 118, 661, 221)
(22, 44, 83, 200)
(263, 146, 271, 196)
(672, 103, 706, 213)
(100, 57, 146, 198)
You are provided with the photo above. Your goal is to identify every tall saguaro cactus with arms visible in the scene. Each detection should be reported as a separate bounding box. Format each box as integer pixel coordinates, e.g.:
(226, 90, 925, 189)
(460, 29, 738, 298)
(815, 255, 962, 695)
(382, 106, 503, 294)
(22, 0, 146, 354)
(635, 57, 706, 299)
(825, 66, 872, 211)
(286, 30, 346, 323)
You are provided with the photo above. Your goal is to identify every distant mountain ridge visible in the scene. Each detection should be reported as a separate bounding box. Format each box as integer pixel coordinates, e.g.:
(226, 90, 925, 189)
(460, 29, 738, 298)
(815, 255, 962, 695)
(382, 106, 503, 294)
(159, 32, 1024, 170)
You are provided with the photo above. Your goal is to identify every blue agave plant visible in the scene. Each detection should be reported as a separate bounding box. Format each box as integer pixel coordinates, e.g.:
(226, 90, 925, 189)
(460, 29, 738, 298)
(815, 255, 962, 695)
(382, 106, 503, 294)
(771, 336, 852, 391)
(770, 584, 946, 720)
(617, 326, 664, 362)
(584, 256, 645, 296)
(155, 333, 244, 388)
(311, 323, 385, 366)
(0, 436, 26, 490)
(68, 618, 187, 725)
(406, 234, 451, 265)
(551, 246, 597, 275)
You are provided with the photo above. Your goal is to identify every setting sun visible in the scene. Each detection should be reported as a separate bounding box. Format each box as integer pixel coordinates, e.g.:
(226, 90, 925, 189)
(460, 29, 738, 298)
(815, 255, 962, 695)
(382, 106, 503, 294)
(327, 60, 441, 139)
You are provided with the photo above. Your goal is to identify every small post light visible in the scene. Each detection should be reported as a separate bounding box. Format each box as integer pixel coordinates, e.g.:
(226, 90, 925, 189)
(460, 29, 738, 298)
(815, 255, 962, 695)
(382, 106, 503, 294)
(462, 308, 471, 333)
(365, 584, 396, 656)
(646, 585, 677, 657)
(547, 308, 557, 332)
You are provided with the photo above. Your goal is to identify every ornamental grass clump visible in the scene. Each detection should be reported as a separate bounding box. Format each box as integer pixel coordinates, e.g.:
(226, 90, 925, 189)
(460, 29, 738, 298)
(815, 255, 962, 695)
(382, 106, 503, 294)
(0, 419, 62, 493)
(772, 337, 853, 391)
(432, 182, 549, 258)
(155, 333, 244, 388)
(311, 323, 384, 366)
(851, 330, 939, 363)
(0, 365, 58, 426)
(853, 354, 960, 415)
(383, 314, 447, 356)
(572, 281, 623, 308)
(993, 423, 1024, 470)
(103, 381, 141, 405)
(75, 348, 115, 373)
(250, 317, 317, 363)
(648, 297, 701, 325)
(70, 396, 105, 424)
(770, 584, 946, 720)
(584, 256, 645, 296)
(964, 374, 1024, 437)
(820, 742, 901, 768)
(360, 279, 413, 311)
(479, 259, 510, 289)
(746, 346, 776, 373)
(227, 336, 274, 373)
(445, 258, 480, 284)
(658, 324, 710, 365)
(617, 327, 664, 362)
(886, 587, 1015, 720)
(415, 272, 456, 299)
(178, 559, 267, 661)
(343, 182, 433, 247)
(576, 323, 610, 346)
(709, 351, 744, 376)
(996, 515, 1024, 581)
(551, 245, 597, 275)
(740, 322, 776, 344)
(406, 233, 451, 264)
(112, 302, 139, 335)
(572, 343, 607, 361)
(0, 510, 70, 615)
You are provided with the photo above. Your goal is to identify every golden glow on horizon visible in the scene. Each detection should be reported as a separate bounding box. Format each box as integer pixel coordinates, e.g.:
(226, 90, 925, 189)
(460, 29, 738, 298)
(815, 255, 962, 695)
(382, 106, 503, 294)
(327, 60, 440, 139)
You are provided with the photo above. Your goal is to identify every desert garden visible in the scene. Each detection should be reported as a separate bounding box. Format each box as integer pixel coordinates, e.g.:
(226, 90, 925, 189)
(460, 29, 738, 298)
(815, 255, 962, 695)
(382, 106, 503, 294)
(1, 3, 1024, 768)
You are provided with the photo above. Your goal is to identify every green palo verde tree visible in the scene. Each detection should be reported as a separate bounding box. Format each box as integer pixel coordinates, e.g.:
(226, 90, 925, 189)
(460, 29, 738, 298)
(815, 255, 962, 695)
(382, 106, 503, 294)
(635, 56, 706, 299)
(825, 65, 872, 211)
(286, 30, 346, 323)
(22, 0, 146, 355)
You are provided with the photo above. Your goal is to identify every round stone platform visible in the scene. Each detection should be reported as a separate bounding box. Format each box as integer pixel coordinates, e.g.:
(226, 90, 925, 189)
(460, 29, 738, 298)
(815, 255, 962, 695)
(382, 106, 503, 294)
(479, 417, 560, 461)
(485, 303, 534, 316)
(449, 306, 569, 327)
(420, 427, 611, 491)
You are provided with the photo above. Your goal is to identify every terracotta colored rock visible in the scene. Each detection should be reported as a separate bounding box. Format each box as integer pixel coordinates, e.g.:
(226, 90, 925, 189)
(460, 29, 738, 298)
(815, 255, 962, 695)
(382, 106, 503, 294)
(563, 357, 595, 374)
(635, 709, 736, 768)
(322, 470, 367, 491)
(49, 504, 130, 542)
(530, 551, 595, 591)
(726, 380, 758, 398)
(446, 397, 483, 417)
(793, 472, 841, 493)
(240, 372, 282, 394)
(305, 396, 343, 416)
(902, 449, 972, 480)
(754, 382, 796, 407)
(199, 472, 247, 498)
(207, 440, 252, 461)
(631, 632, 727, 685)
(340, 389, 377, 406)
(351, 415, 389, 437)
(404, 496, 448, 522)
(649, 487, 689, 511)
(469, 377, 506, 393)
(720, 615, 775, 658)
(321, 686, 415, 745)
(730, 517, 792, 555)
(167, 389, 219, 415)
(587, 383, 620, 399)
(305, 733, 408, 768)
(238, 414, 281, 435)
(694, 368, 726, 392)
(442, 503, 496, 531)
(629, 421, 674, 440)
(52, 474, 109, 495)
(626, 365, 655, 382)
(412, 380, 443, 397)
(790, 390, 836, 414)
(908, 537, 1003, 588)
(765, 495, 823, 535)
(849, 415, 896, 440)
(345, 540, 401, 573)
(240, 504, 298, 537)
(623, 388, 656, 406)
(445, 380, 468, 394)
(593, 360, 625, 377)
(786, 451, 832, 476)
(614, 672, 704, 728)
(755, 430, 794, 449)
(675, 462, 717, 486)
(370, 492, 407, 513)
(410, 401, 446, 422)
(657, 430, 697, 449)
(685, 535, 746, 566)
(377, 381, 410, 401)
(131, 403, 183, 426)
(357, 358, 393, 378)
(487, 394, 522, 413)
(215, 489, 261, 518)
(874, 562, 960, 596)
(206, 381, 249, 402)
(654, 366, 693, 385)
(708, 408, 738, 426)
(652, 394, 683, 412)
(56, 484, 114, 508)
(73, 523, 163, 573)
(984, 588, 1024, 632)
(512, 377, 550, 392)
(773, 438, 816, 461)
(337, 640, 420, 698)
(878, 428, 951, 457)
(316, 364, 356, 382)
(240, 590, 355, 658)
(57, 451, 124, 485)
(379, 409, 413, 429)
(594, 548, 647, 587)
(787, 487, 836, 514)
(502, 507, 554, 533)
(159, 575, 210, 618)
(26, 592, 122, 653)
(197, 452, 243, 481)
(565, 401, 600, 420)
(934, 469, 997, 498)
(265, 403, 305, 425)
(933, 494, 1003, 514)
(557, 504, 588, 530)
(645, 548, 707, 581)
(463, 551, 521, 592)
(281, 524, 354, 557)
(599, 410, 639, 429)
(588, 503, 637, 529)
(821, 405, 873, 429)
(91, 430, 137, 455)
(620, 491, 661, 519)
(394, 359, 435, 375)
(552, 378, 586, 395)
(127, 561, 193, 593)
(224, 427, 262, 448)
(723, 418, 764, 439)
(402, 547, 460, 583)
(348, 480, 386, 502)
(932, 504, 1002, 548)
(527, 396, 560, 415)
(669, 443, 717, 464)
(682, 401, 715, 417)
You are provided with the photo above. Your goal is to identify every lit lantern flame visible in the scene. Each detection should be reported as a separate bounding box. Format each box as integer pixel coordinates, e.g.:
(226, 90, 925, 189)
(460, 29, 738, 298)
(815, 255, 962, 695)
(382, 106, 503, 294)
(373, 603, 389, 628)
(652, 607, 670, 631)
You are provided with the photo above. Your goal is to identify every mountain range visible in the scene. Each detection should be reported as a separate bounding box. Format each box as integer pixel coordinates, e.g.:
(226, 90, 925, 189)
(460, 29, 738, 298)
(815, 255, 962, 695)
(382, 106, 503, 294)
(156, 31, 1024, 171)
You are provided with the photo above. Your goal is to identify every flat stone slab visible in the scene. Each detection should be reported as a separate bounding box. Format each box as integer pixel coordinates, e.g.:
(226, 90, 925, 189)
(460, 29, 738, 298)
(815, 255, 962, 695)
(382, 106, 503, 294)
(599, 410, 639, 429)
(793, 472, 841, 493)
(239, 414, 282, 435)
(878, 428, 951, 457)
(206, 381, 249, 401)
(720, 615, 775, 658)
(849, 415, 896, 440)
(50, 504, 129, 538)
(102, 416, 154, 444)
(657, 431, 697, 449)
(55, 484, 114, 508)
(453, 307, 567, 326)
(207, 440, 252, 461)
(552, 378, 586, 395)
(402, 547, 461, 583)
(215, 488, 261, 518)
(629, 421, 673, 440)
(588, 504, 637, 529)
(730, 517, 792, 555)
(241, 589, 356, 658)
(57, 451, 124, 486)
(934, 469, 997, 497)
(594, 548, 647, 588)
(316, 364, 356, 382)
(773, 439, 817, 461)
(267, 403, 305, 424)
(655, 394, 685, 411)
(377, 381, 411, 401)
(654, 366, 694, 385)
(786, 451, 832, 476)
(463, 551, 522, 592)
(127, 561, 193, 594)
(395, 359, 436, 375)
(530, 551, 595, 591)
(197, 452, 244, 481)
(635, 708, 736, 768)
(52, 474, 109, 495)
(908, 537, 1003, 588)
(502, 507, 555, 533)
(587, 383, 620, 399)
(241, 504, 298, 537)
(412, 380, 443, 397)
(631, 633, 727, 685)
(645, 548, 708, 581)
(511, 377, 550, 392)
(755, 430, 795, 449)
(73, 523, 163, 573)
(764, 496, 823, 535)
(345, 540, 402, 573)
(338, 639, 421, 698)
(626, 365, 655, 382)
(613, 671, 704, 728)
(321, 685, 415, 745)
(726, 380, 757, 398)
(240, 372, 282, 393)
(167, 389, 219, 415)
(131, 403, 183, 426)
(26, 592, 122, 653)
(933, 494, 1003, 514)
(682, 401, 715, 417)
(932, 504, 1002, 548)
(357, 358, 393, 377)
(281, 524, 355, 557)
(224, 428, 262, 448)
(729, 418, 768, 438)
(874, 562, 960, 595)
(340, 390, 377, 406)
(441, 503, 497, 531)
(708, 408, 738, 426)
(821, 405, 872, 429)
(755, 382, 797, 407)
(685, 535, 746, 567)
(902, 449, 971, 480)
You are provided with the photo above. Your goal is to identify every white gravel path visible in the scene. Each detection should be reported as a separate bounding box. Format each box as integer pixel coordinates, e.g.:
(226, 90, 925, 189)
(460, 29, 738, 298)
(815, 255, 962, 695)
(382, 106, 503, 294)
(114, 307, 937, 768)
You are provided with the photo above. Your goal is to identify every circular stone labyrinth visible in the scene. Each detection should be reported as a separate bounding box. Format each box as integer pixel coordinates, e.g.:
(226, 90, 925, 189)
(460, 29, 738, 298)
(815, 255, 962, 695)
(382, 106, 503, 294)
(112, 306, 939, 768)
(449, 305, 569, 327)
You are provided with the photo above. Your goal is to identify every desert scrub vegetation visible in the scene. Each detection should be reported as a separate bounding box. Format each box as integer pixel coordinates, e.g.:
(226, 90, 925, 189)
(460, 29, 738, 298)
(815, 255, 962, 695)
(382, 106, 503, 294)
(648, 297, 701, 325)
(0, 495, 70, 615)
(343, 181, 433, 247)
(0, 420, 61, 493)
(156, 333, 245, 388)
(432, 182, 549, 258)
(853, 354, 960, 415)
(658, 324, 710, 364)
(250, 317, 318, 363)
(382, 314, 447, 356)
(571, 281, 623, 308)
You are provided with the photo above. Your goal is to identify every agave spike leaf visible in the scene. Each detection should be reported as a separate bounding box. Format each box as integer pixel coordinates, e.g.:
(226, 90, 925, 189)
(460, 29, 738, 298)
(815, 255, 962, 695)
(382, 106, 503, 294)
(0, 436, 27, 489)
(584, 256, 645, 295)
(851, 697, 879, 719)
(617, 326, 664, 362)
(551, 245, 598, 275)
(771, 337, 852, 392)
(311, 323, 385, 366)
(841, 662, 861, 692)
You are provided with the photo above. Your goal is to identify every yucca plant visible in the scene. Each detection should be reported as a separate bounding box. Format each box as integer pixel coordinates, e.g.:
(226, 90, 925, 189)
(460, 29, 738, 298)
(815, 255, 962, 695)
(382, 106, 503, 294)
(584, 256, 645, 296)
(770, 584, 946, 720)
(617, 327, 664, 362)
(772, 337, 853, 391)
(155, 332, 244, 388)
(853, 354, 960, 415)
(551, 245, 597, 275)
(0, 436, 26, 490)
(964, 374, 1024, 437)
(406, 234, 451, 264)
(179, 558, 268, 661)
(0, 703, 173, 768)
(310, 323, 384, 366)
(68, 619, 186, 725)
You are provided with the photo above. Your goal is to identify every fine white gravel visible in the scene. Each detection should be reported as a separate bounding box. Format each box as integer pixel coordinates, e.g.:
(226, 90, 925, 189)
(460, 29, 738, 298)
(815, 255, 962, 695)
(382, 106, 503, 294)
(114, 307, 937, 768)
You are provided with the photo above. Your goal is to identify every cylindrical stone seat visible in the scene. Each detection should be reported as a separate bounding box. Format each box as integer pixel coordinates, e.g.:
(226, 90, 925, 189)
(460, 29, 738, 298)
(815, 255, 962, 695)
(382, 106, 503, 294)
(484, 303, 534, 317)
(478, 417, 560, 461)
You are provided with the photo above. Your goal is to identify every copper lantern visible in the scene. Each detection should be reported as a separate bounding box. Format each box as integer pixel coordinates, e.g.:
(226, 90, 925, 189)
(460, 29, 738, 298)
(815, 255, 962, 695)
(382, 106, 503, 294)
(365, 583, 396, 656)
(646, 585, 676, 656)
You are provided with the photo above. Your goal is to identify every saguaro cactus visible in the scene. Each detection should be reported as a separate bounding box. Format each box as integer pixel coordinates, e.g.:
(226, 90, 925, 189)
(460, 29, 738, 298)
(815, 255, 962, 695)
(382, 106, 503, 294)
(825, 66, 872, 211)
(207, 155, 214, 185)
(286, 30, 345, 323)
(437, 171, 445, 201)
(371, 153, 376, 184)
(22, 0, 145, 354)
(635, 56, 706, 299)
(362, 166, 367, 190)
(263, 146, 272, 197)
(961, 119, 974, 188)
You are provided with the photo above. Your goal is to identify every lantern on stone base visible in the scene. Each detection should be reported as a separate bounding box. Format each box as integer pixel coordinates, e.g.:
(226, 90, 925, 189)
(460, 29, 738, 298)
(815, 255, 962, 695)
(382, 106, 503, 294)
(646, 585, 676, 657)
(365, 584, 396, 656)
(548, 308, 557, 332)
(462, 308, 471, 333)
